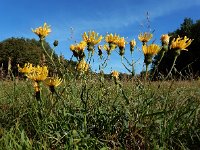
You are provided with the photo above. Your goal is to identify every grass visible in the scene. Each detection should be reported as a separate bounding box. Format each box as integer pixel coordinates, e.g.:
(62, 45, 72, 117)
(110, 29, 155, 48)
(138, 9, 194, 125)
(0, 29, 199, 149)
(0, 77, 200, 150)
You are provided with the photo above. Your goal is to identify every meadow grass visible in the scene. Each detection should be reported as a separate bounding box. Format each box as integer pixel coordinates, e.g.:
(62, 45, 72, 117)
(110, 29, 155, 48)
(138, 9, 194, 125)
(0, 77, 200, 150)
(0, 23, 198, 150)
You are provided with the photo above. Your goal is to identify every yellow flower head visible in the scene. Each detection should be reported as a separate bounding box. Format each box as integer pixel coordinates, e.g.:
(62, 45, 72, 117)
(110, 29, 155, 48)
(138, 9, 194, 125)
(70, 41, 87, 52)
(170, 36, 193, 51)
(160, 34, 170, 45)
(111, 70, 119, 79)
(32, 23, 51, 40)
(98, 45, 102, 51)
(143, 44, 160, 66)
(18, 63, 33, 74)
(105, 33, 120, 44)
(70, 44, 76, 51)
(82, 31, 103, 45)
(117, 37, 126, 48)
(130, 39, 136, 48)
(142, 44, 160, 55)
(103, 44, 110, 51)
(44, 75, 62, 87)
(138, 32, 153, 44)
(76, 59, 89, 72)
(26, 65, 48, 82)
(103, 44, 113, 55)
(76, 41, 87, 51)
(130, 39, 136, 53)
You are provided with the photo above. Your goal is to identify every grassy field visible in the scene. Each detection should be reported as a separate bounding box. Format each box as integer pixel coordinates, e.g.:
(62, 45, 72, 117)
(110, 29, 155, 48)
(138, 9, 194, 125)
(0, 25, 199, 149)
(0, 77, 200, 150)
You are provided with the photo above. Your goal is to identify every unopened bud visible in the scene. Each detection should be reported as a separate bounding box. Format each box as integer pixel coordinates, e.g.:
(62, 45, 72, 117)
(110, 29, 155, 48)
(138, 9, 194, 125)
(53, 40, 58, 47)
(98, 45, 103, 57)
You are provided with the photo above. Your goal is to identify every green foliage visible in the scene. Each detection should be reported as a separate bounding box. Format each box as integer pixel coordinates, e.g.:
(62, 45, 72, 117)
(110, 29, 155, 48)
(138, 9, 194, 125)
(0, 78, 200, 149)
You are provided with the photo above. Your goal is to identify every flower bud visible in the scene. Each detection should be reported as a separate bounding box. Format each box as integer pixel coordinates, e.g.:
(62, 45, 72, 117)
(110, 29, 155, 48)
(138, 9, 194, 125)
(53, 40, 58, 47)
(160, 34, 170, 45)
(130, 40, 136, 53)
(144, 54, 153, 66)
(119, 47, 125, 56)
(87, 42, 95, 53)
(98, 45, 103, 57)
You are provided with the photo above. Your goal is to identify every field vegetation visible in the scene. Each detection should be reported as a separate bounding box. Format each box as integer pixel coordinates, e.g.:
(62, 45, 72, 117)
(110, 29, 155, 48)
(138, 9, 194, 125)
(0, 18, 200, 149)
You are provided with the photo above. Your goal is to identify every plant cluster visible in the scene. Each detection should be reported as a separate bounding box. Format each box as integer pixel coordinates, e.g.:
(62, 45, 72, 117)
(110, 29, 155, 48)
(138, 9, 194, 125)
(0, 22, 198, 150)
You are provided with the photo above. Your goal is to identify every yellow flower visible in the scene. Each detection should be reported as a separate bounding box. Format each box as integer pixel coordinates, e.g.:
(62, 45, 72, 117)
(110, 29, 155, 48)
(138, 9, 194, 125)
(103, 44, 113, 55)
(105, 33, 120, 51)
(103, 44, 110, 50)
(76, 59, 89, 72)
(82, 31, 103, 45)
(33, 81, 41, 100)
(170, 36, 193, 51)
(98, 45, 102, 51)
(32, 23, 51, 40)
(70, 41, 87, 52)
(160, 34, 170, 45)
(70, 44, 76, 51)
(142, 44, 160, 65)
(70, 41, 86, 60)
(117, 37, 126, 48)
(33, 81, 40, 92)
(116, 37, 126, 56)
(18, 63, 33, 74)
(26, 65, 48, 82)
(105, 33, 120, 44)
(130, 39, 136, 53)
(76, 41, 87, 51)
(142, 44, 160, 55)
(44, 75, 62, 87)
(130, 39, 136, 48)
(98, 45, 103, 57)
(138, 32, 153, 44)
(111, 70, 119, 79)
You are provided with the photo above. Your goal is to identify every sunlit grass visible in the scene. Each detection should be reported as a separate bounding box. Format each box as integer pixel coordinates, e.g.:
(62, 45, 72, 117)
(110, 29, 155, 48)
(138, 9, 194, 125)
(0, 78, 200, 149)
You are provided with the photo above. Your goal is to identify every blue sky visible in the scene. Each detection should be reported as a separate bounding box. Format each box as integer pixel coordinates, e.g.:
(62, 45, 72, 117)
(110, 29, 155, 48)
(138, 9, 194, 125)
(0, 0, 200, 74)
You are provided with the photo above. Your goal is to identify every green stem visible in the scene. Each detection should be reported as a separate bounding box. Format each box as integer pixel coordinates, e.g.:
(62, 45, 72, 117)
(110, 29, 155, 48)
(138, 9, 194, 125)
(151, 50, 165, 80)
(164, 56, 178, 80)
(116, 49, 136, 76)
(41, 40, 56, 67)
(46, 89, 63, 117)
(100, 54, 109, 71)
(35, 91, 41, 101)
(145, 64, 149, 81)
(83, 113, 87, 133)
(51, 46, 56, 60)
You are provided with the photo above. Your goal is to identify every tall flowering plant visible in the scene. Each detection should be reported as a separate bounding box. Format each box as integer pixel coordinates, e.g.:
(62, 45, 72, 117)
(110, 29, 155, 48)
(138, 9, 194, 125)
(165, 35, 193, 79)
